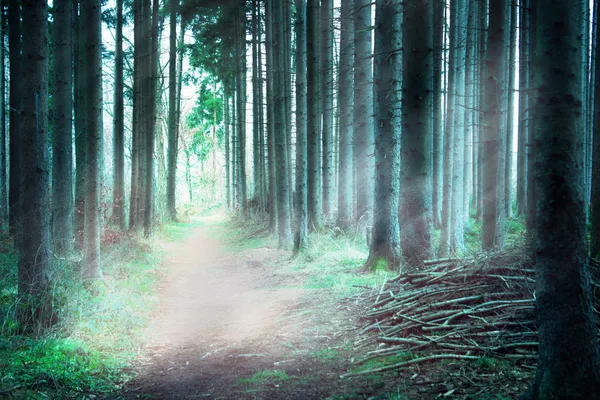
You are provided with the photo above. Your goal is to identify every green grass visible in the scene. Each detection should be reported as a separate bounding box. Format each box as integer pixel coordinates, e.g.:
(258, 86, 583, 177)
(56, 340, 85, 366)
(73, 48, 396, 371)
(0, 218, 200, 398)
(237, 370, 290, 385)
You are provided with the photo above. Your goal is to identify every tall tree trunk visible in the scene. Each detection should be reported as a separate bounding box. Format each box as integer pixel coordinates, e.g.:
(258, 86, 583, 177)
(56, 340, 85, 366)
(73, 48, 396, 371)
(272, 0, 292, 248)
(74, 0, 86, 248)
(235, 4, 247, 213)
(517, 0, 529, 216)
(432, 0, 444, 229)
(144, 0, 159, 237)
(463, 0, 476, 222)
(475, 0, 487, 221)
(438, 0, 457, 257)
(129, 0, 142, 230)
(400, 0, 433, 268)
(505, 0, 517, 219)
(482, 0, 508, 250)
(366, 0, 401, 270)
(265, 0, 277, 231)
(225, 90, 231, 208)
(294, 0, 308, 251)
(354, 0, 374, 227)
(592, 0, 600, 258)
(18, 0, 52, 327)
(8, 0, 20, 239)
(112, 0, 125, 230)
(525, 0, 537, 235)
(83, 0, 103, 281)
(0, 0, 7, 229)
(307, 0, 322, 230)
(524, 0, 600, 397)
(252, 0, 260, 201)
(336, 0, 354, 231)
(321, 0, 333, 218)
(167, 0, 179, 220)
(52, 0, 74, 254)
(450, 0, 467, 252)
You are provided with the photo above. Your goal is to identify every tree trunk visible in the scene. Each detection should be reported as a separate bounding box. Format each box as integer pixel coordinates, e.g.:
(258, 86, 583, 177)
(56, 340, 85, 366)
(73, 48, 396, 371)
(307, 0, 322, 230)
(438, 0, 457, 257)
(321, 0, 333, 219)
(225, 90, 231, 209)
(112, 0, 125, 230)
(354, 0, 374, 227)
(0, 0, 7, 229)
(167, 0, 178, 221)
(8, 0, 20, 239)
(523, 0, 600, 397)
(294, 0, 308, 251)
(265, 0, 277, 231)
(83, 0, 103, 281)
(366, 0, 401, 271)
(235, 4, 247, 213)
(129, 0, 142, 230)
(463, 0, 476, 222)
(272, 0, 292, 248)
(505, 0, 517, 219)
(52, 0, 74, 255)
(592, 0, 600, 258)
(517, 0, 529, 216)
(400, 0, 433, 268)
(482, 0, 508, 250)
(252, 0, 260, 202)
(18, 0, 52, 327)
(432, 0, 444, 229)
(525, 0, 537, 235)
(336, 0, 354, 231)
(144, 0, 159, 237)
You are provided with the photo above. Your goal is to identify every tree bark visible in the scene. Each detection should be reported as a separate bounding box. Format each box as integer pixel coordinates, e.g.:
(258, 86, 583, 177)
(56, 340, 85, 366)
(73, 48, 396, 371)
(18, 0, 52, 327)
(517, 0, 529, 216)
(272, 0, 292, 248)
(321, 0, 334, 218)
(523, 1, 600, 397)
(0, 0, 7, 229)
(8, 0, 21, 239)
(400, 0, 433, 268)
(366, 0, 401, 271)
(112, 0, 125, 230)
(505, 0, 517, 219)
(354, 0, 374, 227)
(83, 0, 103, 281)
(307, 0, 322, 230)
(482, 0, 508, 250)
(167, 0, 179, 220)
(294, 0, 308, 251)
(432, 0, 444, 229)
(592, 0, 600, 258)
(336, 0, 354, 231)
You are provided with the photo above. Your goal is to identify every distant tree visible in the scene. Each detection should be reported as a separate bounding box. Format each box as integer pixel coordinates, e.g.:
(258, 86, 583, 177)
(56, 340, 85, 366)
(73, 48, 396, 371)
(592, 0, 600, 258)
(0, 0, 7, 229)
(482, 0, 508, 250)
(265, 0, 278, 232)
(83, 0, 103, 280)
(354, 0, 374, 227)
(504, 0, 517, 219)
(235, 3, 247, 213)
(432, 0, 444, 229)
(19, 0, 52, 326)
(167, 0, 179, 221)
(400, 0, 434, 267)
(8, 0, 21, 239)
(365, 0, 401, 270)
(336, 0, 354, 231)
(321, 0, 333, 218)
(523, 0, 600, 397)
(517, 0, 529, 216)
(251, 0, 261, 204)
(294, 0, 308, 251)
(112, 0, 125, 230)
(307, 0, 322, 230)
(74, 0, 86, 249)
(52, 0, 74, 255)
(272, 0, 292, 248)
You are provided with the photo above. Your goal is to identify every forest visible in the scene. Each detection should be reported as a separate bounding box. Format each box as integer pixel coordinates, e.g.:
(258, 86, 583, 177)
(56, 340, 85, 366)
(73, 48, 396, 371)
(1, 0, 600, 398)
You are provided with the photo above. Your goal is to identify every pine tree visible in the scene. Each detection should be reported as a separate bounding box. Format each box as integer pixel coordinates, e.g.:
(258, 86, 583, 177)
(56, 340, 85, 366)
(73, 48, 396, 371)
(112, 0, 125, 230)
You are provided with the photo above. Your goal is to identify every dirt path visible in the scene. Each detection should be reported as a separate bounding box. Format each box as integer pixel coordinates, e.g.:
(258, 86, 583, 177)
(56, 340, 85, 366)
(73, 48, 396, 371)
(117, 215, 370, 400)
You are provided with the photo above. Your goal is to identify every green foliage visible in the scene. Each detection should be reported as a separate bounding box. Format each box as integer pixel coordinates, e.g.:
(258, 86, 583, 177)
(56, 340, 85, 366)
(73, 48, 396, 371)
(475, 356, 512, 373)
(0, 222, 196, 397)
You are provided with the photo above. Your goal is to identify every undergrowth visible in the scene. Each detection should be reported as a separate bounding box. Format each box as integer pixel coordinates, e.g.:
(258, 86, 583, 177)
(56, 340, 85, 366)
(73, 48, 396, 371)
(0, 222, 182, 398)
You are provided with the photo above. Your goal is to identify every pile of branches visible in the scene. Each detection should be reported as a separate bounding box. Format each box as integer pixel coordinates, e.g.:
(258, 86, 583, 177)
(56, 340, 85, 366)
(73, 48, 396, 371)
(344, 246, 539, 378)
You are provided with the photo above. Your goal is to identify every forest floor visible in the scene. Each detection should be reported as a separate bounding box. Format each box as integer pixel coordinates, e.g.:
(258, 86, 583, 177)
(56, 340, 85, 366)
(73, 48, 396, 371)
(107, 210, 529, 400)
